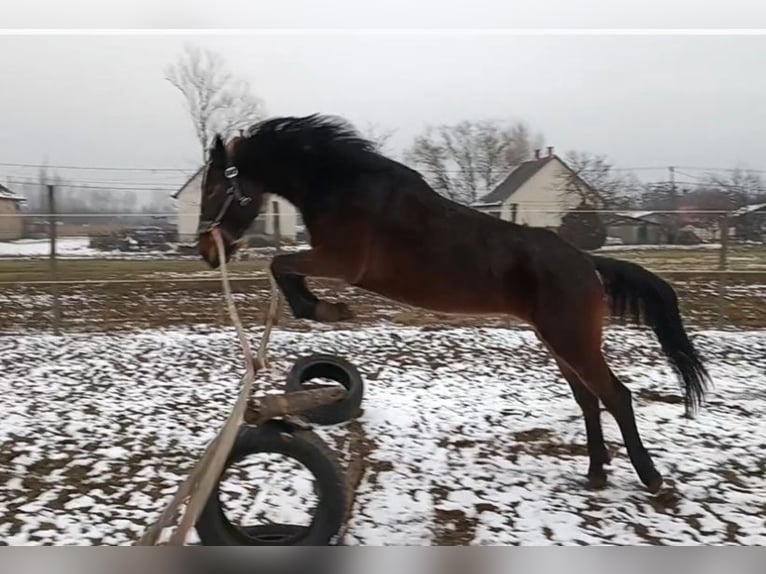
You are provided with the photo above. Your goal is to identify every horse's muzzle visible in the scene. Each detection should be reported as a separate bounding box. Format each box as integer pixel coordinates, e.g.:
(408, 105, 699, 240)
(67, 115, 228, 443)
(198, 229, 240, 268)
(198, 232, 221, 268)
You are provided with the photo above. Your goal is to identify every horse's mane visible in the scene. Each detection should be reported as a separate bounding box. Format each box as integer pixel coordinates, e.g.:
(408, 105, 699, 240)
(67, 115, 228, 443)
(236, 114, 384, 169)
(232, 114, 428, 211)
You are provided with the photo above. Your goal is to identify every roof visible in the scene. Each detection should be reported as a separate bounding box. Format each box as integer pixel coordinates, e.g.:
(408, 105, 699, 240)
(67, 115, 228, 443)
(603, 213, 662, 226)
(478, 154, 599, 205)
(615, 210, 657, 219)
(0, 183, 24, 202)
(732, 203, 766, 217)
(171, 166, 204, 199)
(479, 156, 555, 204)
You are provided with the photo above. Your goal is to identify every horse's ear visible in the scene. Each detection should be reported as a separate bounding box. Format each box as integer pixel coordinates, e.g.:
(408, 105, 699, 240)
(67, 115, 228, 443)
(209, 134, 226, 167)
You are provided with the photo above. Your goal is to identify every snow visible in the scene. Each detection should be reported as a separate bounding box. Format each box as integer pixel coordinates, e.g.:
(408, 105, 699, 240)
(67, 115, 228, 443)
(0, 237, 97, 258)
(0, 325, 764, 545)
(595, 243, 724, 252)
(0, 237, 179, 260)
(0, 237, 311, 260)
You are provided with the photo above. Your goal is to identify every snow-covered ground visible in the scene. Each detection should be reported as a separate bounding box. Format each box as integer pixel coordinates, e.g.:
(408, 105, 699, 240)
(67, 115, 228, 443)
(0, 237, 182, 260)
(596, 243, 725, 252)
(9, 236, 756, 260)
(1, 325, 764, 545)
(0, 237, 310, 260)
(0, 237, 95, 258)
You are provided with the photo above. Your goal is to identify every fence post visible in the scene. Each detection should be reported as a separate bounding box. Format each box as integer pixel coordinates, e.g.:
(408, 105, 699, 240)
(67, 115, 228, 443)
(717, 214, 729, 329)
(47, 184, 62, 334)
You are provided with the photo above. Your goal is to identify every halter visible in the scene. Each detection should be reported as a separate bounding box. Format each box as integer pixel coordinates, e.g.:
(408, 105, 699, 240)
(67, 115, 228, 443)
(201, 159, 252, 233)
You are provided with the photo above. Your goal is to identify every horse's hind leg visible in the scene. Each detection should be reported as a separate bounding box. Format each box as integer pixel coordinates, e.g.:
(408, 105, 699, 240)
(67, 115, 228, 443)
(270, 250, 354, 323)
(554, 359, 610, 489)
(536, 312, 663, 493)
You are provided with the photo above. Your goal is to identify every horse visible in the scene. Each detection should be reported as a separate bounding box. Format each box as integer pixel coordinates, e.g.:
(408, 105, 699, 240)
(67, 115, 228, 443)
(195, 114, 711, 494)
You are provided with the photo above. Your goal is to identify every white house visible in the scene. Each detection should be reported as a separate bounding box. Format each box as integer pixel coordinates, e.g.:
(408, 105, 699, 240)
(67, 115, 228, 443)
(472, 146, 600, 230)
(0, 183, 24, 240)
(172, 167, 300, 244)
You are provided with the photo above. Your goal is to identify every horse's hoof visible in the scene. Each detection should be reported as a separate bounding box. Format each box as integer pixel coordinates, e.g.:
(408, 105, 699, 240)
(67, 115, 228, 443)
(586, 473, 608, 490)
(645, 473, 664, 494)
(314, 301, 354, 322)
(335, 302, 354, 320)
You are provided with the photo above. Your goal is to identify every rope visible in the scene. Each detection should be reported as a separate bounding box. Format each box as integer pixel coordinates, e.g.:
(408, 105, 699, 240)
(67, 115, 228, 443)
(135, 227, 280, 546)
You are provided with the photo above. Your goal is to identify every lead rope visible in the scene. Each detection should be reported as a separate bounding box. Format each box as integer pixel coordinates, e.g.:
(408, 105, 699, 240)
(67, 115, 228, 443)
(136, 227, 280, 546)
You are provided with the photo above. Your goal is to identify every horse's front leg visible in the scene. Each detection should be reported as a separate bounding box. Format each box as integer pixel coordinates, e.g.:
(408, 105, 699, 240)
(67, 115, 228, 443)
(270, 250, 354, 323)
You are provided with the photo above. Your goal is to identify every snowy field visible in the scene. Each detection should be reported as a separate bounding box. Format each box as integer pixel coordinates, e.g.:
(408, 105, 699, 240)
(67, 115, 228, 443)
(0, 237, 308, 260)
(0, 237, 732, 258)
(1, 324, 764, 545)
(0, 237, 174, 260)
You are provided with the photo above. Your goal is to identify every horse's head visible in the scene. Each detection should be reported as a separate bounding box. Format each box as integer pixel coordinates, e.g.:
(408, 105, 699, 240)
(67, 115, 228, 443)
(197, 134, 265, 268)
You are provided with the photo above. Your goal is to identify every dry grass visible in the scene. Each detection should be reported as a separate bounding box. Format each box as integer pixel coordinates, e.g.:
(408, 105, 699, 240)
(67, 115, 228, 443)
(597, 245, 766, 272)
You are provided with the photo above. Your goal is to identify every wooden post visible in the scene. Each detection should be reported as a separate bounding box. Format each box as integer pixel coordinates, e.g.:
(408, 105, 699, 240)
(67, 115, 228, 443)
(270, 200, 284, 323)
(48, 184, 61, 334)
(244, 387, 346, 425)
(717, 214, 729, 329)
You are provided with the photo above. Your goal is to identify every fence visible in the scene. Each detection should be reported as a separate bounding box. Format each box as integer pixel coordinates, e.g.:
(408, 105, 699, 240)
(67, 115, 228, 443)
(0, 189, 764, 334)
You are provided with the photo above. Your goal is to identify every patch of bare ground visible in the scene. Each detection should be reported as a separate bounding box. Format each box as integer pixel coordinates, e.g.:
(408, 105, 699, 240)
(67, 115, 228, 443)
(430, 484, 479, 545)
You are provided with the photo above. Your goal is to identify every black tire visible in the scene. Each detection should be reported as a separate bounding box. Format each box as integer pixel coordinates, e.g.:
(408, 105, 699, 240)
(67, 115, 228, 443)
(284, 353, 364, 425)
(240, 524, 308, 544)
(195, 421, 347, 546)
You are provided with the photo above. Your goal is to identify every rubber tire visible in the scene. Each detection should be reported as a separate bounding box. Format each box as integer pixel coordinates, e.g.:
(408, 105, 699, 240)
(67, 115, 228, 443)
(284, 353, 364, 425)
(241, 524, 308, 544)
(195, 421, 347, 546)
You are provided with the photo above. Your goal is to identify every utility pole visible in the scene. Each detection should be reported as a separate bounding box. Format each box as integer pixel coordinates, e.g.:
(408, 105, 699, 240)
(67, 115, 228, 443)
(668, 165, 678, 207)
(48, 184, 61, 334)
(668, 166, 678, 242)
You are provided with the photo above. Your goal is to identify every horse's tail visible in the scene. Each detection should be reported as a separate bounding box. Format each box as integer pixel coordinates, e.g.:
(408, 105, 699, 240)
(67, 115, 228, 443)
(590, 254, 711, 417)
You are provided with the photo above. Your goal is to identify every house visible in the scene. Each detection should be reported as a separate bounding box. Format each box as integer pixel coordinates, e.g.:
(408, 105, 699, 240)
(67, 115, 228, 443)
(172, 167, 300, 244)
(0, 183, 25, 240)
(731, 202, 766, 242)
(603, 212, 668, 245)
(472, 146, 602, 230)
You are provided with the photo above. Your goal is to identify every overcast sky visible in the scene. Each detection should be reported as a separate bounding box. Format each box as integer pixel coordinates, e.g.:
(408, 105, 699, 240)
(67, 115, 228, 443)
(2, 1, 766, 188)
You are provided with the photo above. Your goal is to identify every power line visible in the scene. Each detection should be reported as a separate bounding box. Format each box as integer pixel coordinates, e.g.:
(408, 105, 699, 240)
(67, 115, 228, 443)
(0, 161, 196, 173)
(7, 175, 188, 185)
(6, 181, 179, 192)
(0, 213, 178, 218)
(7, 177, 184, 190)
(5, 159, 766, 176)
(676, 166, 766, 174)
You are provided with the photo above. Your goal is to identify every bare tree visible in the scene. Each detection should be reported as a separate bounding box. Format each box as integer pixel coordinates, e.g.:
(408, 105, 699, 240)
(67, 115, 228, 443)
(165, 44, 265, 160)
(701, 168, 764, 206)
(560, 151, 641, 209)
(404, 119, 543, 205)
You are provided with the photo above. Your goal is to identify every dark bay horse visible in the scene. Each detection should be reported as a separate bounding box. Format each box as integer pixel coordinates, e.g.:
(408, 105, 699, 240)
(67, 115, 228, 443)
(196, 114, 710, 494)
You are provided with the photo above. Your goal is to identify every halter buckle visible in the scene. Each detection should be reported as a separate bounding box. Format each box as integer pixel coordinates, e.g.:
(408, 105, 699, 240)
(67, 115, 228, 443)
(224, 166, 239, 179)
